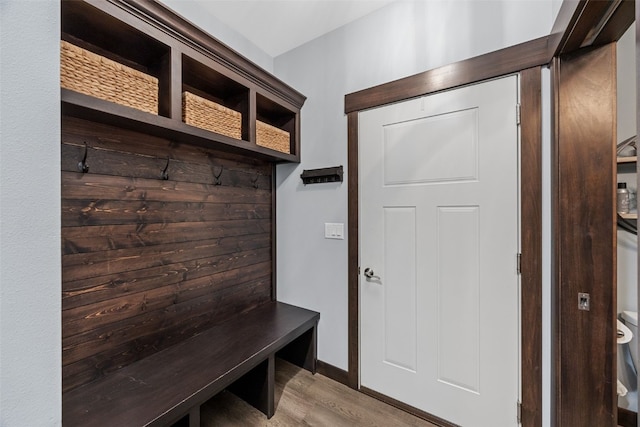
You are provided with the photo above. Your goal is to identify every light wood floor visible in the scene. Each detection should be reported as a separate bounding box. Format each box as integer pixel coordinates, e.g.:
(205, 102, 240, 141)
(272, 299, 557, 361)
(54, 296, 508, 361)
(200, 359, 439, 427)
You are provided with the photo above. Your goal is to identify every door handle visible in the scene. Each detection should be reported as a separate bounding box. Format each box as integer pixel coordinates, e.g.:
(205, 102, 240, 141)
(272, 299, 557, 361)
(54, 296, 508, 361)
(364, 268, 380, 280)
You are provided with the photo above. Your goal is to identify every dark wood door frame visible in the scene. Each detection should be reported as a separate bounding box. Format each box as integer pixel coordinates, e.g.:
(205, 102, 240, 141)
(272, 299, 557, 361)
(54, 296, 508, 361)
(551, 43, 617, 427)
(344, 3, 634, 426)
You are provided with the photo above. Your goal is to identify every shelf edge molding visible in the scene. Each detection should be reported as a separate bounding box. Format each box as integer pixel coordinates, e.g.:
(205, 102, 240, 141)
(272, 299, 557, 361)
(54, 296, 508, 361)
(113, 0, 306, 109)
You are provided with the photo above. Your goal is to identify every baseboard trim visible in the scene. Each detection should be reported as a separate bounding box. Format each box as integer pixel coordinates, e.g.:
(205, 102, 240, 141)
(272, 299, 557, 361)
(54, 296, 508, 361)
(618, 406, 637, 427)
(316, 360, 349, 387)
(360, 386, 459, 427)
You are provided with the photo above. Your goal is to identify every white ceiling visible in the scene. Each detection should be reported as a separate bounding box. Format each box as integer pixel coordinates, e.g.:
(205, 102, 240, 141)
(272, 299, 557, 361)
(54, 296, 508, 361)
(196, 0, 397, 57)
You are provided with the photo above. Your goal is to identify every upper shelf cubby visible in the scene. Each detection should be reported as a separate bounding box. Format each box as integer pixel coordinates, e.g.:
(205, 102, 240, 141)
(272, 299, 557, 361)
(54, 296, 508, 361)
(182, 56, 249, 141)
(257, 93, 298, 156)
(62, 1, 170, 78)
(60, 0, 305, 163)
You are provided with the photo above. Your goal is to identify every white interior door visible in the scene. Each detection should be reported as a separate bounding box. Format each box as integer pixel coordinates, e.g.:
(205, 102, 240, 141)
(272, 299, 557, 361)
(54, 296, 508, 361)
(359, 75, 521, 427)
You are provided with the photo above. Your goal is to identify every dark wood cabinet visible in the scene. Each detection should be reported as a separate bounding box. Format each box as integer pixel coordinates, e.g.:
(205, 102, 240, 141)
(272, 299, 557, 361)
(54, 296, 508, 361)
(60, 0, 306, 395)
(61, 0, 305, 163)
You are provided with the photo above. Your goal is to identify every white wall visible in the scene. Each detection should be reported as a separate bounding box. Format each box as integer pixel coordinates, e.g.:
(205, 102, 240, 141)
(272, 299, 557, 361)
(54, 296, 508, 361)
(158, 0, 274, 73)
(0, 1, 62, 426)
(273, 0, 557, 371)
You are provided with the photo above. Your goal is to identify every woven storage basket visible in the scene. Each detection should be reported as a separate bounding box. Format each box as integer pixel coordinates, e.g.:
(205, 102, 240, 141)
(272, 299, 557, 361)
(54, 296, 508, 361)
(257, 121, 290, 154)
(182, 92, 242, 140)
(60, 40, 158, 115)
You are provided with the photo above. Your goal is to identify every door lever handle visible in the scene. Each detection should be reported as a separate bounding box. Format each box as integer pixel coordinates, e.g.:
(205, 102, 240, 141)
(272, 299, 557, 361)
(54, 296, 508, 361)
(364, 268, 380, 280)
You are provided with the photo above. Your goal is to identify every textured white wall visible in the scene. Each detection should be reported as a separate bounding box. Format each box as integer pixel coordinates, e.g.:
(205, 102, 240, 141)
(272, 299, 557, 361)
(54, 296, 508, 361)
(158, 0, 274, 73)
(273, 0, 557, 371)
(0, 1, 62, 426)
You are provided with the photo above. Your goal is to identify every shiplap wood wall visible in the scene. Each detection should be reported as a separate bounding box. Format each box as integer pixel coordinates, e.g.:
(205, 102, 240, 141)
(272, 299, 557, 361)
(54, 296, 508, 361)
(61, 117, 273, 392)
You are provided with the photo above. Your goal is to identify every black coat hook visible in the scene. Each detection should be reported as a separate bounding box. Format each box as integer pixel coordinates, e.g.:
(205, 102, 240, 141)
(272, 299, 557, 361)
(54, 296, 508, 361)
(213, 166, 223, 186)
(251, 174, 259, 189)
(161, 156, 170, 180)
(77, 142, 89, 173)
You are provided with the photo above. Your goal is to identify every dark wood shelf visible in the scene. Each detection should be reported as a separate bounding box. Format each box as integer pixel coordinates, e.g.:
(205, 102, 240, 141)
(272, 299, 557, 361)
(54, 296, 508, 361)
(60, 0, 305, 163)
(62, 89, 298, 163)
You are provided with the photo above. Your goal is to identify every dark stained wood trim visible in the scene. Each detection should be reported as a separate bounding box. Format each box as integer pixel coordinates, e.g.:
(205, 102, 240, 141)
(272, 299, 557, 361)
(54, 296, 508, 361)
(549, 0, 583, 54)
(552, 0, 635, 56)
(592, 1, 635, 48)
(272, 163, 277, 301)
(360, 387, 459, 427)
(344, 35, 553, 114)
(552, 43, 617, 427)
(555, 1, 614, 54)
(347, 111, 359, 390)
(316, 360, 349, 387)
(520, 66, 543, 427)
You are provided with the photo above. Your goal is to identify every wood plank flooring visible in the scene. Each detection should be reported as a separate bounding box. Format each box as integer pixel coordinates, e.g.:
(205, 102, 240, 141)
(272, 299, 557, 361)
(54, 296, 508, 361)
(199, 359, 439, 427)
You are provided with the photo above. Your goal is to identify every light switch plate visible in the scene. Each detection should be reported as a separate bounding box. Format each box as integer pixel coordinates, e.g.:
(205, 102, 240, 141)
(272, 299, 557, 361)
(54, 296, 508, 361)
(325, 223, 344, 239)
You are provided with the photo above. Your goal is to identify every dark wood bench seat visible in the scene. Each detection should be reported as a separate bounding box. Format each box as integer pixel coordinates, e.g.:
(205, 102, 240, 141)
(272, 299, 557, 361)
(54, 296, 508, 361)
(62, 301, 320, 426)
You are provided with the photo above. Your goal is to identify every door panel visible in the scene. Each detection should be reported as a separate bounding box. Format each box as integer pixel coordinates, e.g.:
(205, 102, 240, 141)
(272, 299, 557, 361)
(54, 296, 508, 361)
(383, 206, 417, 372)
(437, 205, 480, 394)
(360, 75, 520, 427)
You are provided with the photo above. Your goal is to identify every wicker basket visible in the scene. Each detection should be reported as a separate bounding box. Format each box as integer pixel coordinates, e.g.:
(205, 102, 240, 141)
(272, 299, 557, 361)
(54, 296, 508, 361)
(60, 40, 158, 115)
(182, 92, 242, 140)
(257, 121, 291, 154)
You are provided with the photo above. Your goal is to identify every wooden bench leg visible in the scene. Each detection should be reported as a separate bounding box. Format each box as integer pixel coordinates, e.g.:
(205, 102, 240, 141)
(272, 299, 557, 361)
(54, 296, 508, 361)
(228, 355, 275, 418)
(189, 405, 200, 427)
(276, 324, 318, 374)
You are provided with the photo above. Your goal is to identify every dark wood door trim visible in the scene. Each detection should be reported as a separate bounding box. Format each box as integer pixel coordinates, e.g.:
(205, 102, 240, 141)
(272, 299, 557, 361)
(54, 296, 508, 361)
(551, 0, 634, 57)
(347, 110, 359, 389)
(346, 67, 543, 425)
(344, 36, 552, 115)
(552, 43, 617, 426)
(520, 66, 544, 427)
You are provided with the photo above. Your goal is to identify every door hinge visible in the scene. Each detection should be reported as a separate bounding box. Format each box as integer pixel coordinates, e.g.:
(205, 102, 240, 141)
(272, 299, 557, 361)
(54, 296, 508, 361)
(516, 103, 521, 125)
(516, 253, 522, 275)
(517, 400, 522, 424)
(358, 266, 361, 275)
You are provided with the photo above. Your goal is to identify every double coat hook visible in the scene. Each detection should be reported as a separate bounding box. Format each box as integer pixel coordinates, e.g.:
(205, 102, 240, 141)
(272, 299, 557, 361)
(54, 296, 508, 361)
(161, 156, 170, 180)
(77, 142, 89, 173)
(213, 166, 223, 186)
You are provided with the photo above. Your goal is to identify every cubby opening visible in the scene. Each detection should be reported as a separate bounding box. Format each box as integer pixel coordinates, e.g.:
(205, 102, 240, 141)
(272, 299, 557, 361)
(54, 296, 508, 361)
(61, 0, 171, 117)
(182, 55, 250, 141)
(256, 93, 296, 155)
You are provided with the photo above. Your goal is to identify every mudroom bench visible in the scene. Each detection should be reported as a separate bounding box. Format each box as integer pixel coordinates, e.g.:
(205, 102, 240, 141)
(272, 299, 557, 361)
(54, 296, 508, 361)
(63, 302, 319, 427)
